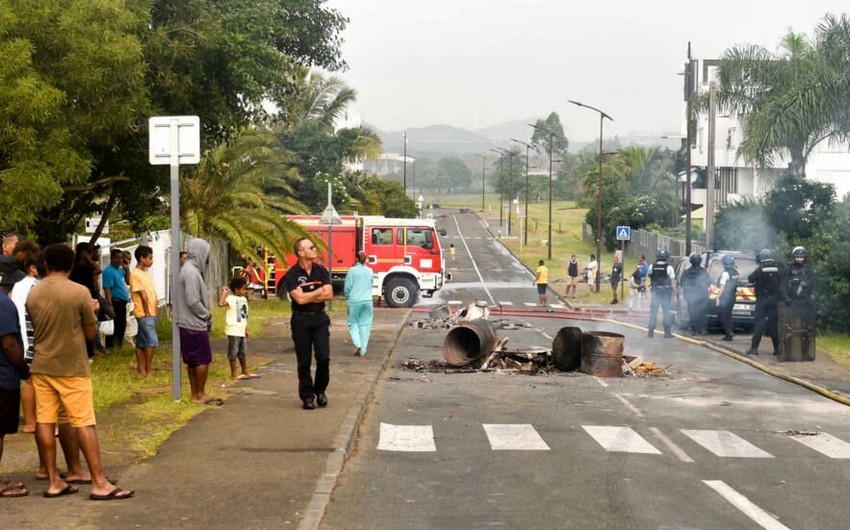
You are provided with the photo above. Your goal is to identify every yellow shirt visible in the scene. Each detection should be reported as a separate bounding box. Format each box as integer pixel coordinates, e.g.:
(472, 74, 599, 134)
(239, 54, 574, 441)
(535, 265, 549, 285)
(130, 267, 158, 318)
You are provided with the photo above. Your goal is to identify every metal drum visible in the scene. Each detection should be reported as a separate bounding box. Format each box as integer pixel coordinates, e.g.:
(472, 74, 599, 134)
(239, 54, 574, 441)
(442, 319, 499, 367)
(552, 326, 583, 371)
(580, 331, 624, 377)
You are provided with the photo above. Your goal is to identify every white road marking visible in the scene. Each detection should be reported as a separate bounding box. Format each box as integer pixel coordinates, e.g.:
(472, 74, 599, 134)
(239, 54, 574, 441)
(549, 303, 566, 308)
(582, 426, 662, 454)
(648, 427, 694, 463)
(452, 215, 497, 306)
(377, 423, 436, 452)
(483, 424, 550, 451)
(788, 432, 850, 458)
(498, 301, 514, 306)
(447, 300, 463, 305)
(703, 480, 790, 530)
(681, 430, 774, 458)
(592, 376, 609, 388)
(523, 302, 537, 307)
(613, 394, 644, 418)
(541, 332, 553, 340)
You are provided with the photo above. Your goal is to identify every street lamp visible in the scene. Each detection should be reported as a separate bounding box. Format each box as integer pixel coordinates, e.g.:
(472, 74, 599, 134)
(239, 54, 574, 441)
(527, 124, 560, 260)
(510, 138, 533, 246)
(402, 131, 407, 196)
(475, 154, 487, 211)
(568, 100, 613, 294)
(488, 148, 505, 227)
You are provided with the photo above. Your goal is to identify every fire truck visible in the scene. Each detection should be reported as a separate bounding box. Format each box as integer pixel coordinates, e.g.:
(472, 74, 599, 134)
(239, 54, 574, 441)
(265, 215, 450, 308)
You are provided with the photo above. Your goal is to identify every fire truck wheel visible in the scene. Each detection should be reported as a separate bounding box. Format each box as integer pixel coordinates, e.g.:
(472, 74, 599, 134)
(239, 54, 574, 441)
(386, 277, 418, 308)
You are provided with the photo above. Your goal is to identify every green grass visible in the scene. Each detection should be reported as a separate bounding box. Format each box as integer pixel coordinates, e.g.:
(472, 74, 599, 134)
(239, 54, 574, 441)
(816, 333, 850, 370)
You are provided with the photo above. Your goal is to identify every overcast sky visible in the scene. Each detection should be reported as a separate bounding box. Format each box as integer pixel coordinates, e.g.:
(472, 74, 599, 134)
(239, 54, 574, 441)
(325, 1, 847, 141)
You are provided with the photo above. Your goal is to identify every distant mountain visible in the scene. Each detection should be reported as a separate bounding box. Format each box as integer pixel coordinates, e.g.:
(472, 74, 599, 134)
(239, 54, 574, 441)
(473, 118, 540, 145)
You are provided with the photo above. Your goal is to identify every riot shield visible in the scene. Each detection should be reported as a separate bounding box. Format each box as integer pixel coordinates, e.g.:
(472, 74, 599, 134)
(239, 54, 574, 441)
(777, 301, 815, 362)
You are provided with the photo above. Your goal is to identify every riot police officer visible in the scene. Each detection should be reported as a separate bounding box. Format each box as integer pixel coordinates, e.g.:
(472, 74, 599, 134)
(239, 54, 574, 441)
(647, 248, 676, 338)
(746, 249, 781, 356)
(781, 246, 814, 303)
(778, 246, 816, 360)
(681, 253, 711, 335)
(716, 255, 739, 341)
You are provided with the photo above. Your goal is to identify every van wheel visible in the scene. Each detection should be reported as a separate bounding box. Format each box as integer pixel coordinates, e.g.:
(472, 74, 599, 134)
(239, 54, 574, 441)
(386, 278, 418, 308)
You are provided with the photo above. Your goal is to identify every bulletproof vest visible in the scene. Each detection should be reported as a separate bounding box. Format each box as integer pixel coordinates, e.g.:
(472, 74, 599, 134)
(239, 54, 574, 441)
(650, 262, 671, 288)
(787, 264, 812, 300)
(568, 261, 578, 276)
(755, 263, 780, 299)
(682, 267, 705, 297)
(720, 266, 739, 303)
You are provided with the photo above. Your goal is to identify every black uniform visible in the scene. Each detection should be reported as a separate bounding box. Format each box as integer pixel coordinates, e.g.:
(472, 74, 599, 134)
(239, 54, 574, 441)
(781, 262, 814, 303)
(681, 265, 711, 335)
(748, 261, 781, 354)
(282, 262, 331, 401)
(647, 260, 674, 337)
(716, 264, 739, 340)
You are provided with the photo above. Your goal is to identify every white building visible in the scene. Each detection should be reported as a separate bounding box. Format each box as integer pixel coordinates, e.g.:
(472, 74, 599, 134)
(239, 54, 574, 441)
(362, 153, 415, 176)
(685, 58, 850, 208)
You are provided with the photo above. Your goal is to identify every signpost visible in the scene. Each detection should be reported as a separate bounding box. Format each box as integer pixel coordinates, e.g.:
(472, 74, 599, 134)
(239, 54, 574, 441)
(149, 116, 200, 401)
(615, 226, 631, 304)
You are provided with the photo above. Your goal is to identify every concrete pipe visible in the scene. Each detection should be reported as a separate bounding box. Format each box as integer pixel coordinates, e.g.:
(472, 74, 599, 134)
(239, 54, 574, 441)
(442, 319, 499, 367)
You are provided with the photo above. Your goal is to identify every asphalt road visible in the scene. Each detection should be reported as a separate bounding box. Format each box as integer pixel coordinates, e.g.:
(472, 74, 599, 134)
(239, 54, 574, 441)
(320, 210, 850, 530)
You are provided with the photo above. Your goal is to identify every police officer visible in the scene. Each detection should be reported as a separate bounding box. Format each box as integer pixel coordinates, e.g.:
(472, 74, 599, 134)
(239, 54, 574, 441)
(716, 255, 739, 341)
(282, 237, 333, 410)
(681, 253, 711, 335)
(781, 246, 814, 304)
(746, 249, 781, 356)
(647, 248, 676, 338)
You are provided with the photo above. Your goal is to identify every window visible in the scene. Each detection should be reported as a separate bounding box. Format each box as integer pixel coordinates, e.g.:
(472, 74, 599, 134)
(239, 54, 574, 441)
(371, 228, 393, 245)
(399, 228, 433, 249)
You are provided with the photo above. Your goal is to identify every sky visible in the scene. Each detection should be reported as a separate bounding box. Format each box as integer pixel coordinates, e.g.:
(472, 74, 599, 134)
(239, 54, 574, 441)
(325, 0, 848, 141)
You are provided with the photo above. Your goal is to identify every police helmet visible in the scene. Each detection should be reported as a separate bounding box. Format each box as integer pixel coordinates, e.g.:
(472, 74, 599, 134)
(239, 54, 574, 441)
(721, 255, 735, 267)
(792, 246, 808, 259)
(689, 253, 701, 266)
(756, 248, 774, 263)
(655, 248, 669, 261)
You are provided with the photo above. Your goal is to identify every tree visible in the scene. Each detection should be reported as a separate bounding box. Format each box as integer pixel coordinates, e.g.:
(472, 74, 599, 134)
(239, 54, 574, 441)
(435, 157, 472, 194)
(530, 112, 568, 159)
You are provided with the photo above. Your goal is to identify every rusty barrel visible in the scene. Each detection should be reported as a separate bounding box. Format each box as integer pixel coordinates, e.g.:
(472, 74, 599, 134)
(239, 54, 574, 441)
(442, 319, 498, 367)
(580, 331, 625, 377)
(552, 326, 583, 371)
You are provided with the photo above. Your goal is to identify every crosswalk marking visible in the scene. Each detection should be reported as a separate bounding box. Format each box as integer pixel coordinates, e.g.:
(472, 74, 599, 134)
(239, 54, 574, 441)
(788, 431, 850, 458)
(498, 301, 514, 306)
(582, 426, 661, 454)
(482, 424, 550, 451)
(681, 429, 774, 458)
(377, 423, 436, 452)
(523, 302, 537, 307)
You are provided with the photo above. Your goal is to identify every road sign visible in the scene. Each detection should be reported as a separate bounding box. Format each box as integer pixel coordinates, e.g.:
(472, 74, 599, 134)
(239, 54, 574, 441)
(616, 226, 631, 241)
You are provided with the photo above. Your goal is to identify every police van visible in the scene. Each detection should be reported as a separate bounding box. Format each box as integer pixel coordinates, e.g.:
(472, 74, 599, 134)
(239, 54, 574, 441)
(673, 251, 758, 331)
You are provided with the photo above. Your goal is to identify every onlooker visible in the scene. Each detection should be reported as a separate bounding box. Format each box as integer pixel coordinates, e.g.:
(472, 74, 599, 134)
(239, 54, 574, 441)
(566, 255, 579, 298)
(69, 242, 103, 359)
(586, 254, 599, 293)
(102, 249, 130, 349)
(609, 255, 622, 305)
(716, 255, 739, 341)
(175, 239, 218, 405)
(129, 246, 157, 377)
(282, 238, 332, 410)
(647, 248, 676, 338)
(0, 254, 30, 498)
(681, 253, 711, 335)
(746, 249, 781, 356)
(10, 241, 41, 433)
(627, 264, 646, 310)
(218, 275, 257, 380)
(638, 254, 650, 285)
(179, 250, 189, 268)
(344, 251, 374, 357)
(27, 244, 134, 500)
(1, 233, 19, 256)
(533, 259, 548, 306)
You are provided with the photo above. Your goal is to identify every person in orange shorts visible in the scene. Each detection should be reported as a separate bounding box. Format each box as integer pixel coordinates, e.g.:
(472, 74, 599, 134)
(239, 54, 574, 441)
(27, 243, 134, 501)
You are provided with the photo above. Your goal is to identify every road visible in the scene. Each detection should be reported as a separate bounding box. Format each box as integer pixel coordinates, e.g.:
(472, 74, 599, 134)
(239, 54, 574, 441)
(321, 210, 850, 529)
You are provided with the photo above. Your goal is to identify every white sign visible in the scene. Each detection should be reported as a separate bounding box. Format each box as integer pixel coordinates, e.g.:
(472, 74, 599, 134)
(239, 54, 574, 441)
(148, 116, 201, 165)
(616, 226, 631, 241)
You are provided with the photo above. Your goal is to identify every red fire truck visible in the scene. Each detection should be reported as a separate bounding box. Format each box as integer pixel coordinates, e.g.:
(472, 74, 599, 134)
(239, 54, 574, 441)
(266, 215, 450, 308)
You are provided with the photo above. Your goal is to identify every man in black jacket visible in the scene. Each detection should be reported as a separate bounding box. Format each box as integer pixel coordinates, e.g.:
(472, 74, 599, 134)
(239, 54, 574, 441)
(746, 249, 781, 356)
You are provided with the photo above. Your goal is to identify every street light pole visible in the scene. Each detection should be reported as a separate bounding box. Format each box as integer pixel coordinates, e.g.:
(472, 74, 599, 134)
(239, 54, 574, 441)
(527, 125, 560, 260)
(568, 100, 613, 294)
(511, 138, 533, 247)
(402, 131, 407, 196)
(476, 154, 487, 211)
(489, 148, 505, 227)
(506, 150, 514, 236)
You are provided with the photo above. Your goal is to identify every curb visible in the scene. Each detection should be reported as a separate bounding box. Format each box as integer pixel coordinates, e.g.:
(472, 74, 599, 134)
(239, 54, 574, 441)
(298, 308, 412, 530)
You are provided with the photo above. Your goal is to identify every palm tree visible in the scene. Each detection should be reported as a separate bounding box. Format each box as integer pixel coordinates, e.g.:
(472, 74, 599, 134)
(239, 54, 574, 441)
(181, 128, 310, 266)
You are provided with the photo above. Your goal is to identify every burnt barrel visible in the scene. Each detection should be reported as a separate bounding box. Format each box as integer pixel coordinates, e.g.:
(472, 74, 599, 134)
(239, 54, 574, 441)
(442, 319, 498, 367)
(580, 331, 625, 377)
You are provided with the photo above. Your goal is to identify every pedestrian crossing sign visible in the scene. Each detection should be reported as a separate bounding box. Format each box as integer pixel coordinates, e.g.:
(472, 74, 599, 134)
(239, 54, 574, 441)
(616, 226, 631, 241)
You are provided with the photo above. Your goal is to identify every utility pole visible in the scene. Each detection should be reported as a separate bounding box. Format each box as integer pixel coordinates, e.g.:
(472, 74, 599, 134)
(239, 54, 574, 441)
(684, 44, 695, 255)
(705, 82, 717, 250)
(402, 131, 407, 196)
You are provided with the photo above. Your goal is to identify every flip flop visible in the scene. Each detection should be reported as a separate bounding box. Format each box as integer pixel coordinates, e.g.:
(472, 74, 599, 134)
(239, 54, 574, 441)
(236, 374, 252, 380)
(89, 486, 135, 501)
(248, 373, 261, 379)
(43, 484, 79, 498)
(66, 477, 118, 485)
(201, 398, 224, 406)
(0, 482, 29, 498)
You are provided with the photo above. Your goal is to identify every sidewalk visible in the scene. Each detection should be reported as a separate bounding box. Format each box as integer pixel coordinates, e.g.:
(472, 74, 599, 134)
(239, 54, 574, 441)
(1, 307, 408, 530)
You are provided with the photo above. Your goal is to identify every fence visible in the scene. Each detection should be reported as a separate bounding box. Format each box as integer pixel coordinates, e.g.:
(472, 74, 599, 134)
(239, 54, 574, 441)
(583, 223, 708, 261)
